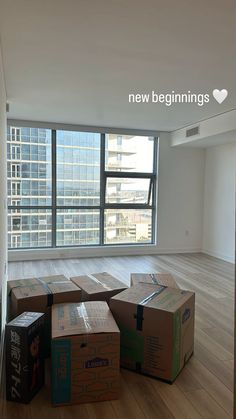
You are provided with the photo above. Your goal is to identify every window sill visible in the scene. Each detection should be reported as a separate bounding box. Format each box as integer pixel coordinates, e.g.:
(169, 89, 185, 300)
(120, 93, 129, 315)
(8, 243, 159, 262)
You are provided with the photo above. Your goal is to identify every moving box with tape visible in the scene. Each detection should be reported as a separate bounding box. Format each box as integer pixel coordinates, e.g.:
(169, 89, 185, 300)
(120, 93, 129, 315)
(130, 272, 179, 289)
(70, 272, 127, 302)
(110, 283, 195, 382)
(7, 275, 82, 355)
(51, 301, 120, 405)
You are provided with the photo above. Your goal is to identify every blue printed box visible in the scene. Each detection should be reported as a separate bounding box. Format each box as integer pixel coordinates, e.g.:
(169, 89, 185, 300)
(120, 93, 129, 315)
(51, 301, 120, 405)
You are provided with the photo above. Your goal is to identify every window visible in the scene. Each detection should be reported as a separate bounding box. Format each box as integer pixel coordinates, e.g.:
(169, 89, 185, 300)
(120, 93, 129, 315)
(12, 182, 21, 196)
(11, 235, 21, 248)
(12, 217, 21, 231)
(11, 200, 20, 213)
(7, 126, 158, 249)
(11, 164, 21, 178)
(104, 134, 156, 244)
(11, 145, 21, 160)
(11, 127, 21, 142)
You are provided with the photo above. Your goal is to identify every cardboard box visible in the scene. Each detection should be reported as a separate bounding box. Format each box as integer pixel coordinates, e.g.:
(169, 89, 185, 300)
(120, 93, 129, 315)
(8, 275, 82, 356)
(51, 301, 120, 405)
(8, 275, 71, 318)
(110, 283, 195, 382)
(6, 312, 45, 403)
(131, 273, 179, 289)
(70, 272, 127, 302)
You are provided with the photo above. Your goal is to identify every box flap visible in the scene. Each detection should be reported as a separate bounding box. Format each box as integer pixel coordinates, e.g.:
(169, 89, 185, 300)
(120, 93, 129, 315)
(111, 283, 194, 313)
(12, 280, 79, 299)
(8, 274, 69, 296)
(13, 284, 48, 300)
(70, 272, 126, 295)
(52, 301, 120, 338)
(131, 273, 179, 289)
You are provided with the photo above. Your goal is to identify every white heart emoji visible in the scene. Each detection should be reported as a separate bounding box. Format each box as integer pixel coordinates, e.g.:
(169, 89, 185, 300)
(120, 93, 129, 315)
(212, 89, 228, 104)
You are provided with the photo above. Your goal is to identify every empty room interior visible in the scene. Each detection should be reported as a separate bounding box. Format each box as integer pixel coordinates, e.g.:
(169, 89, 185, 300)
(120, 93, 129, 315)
(0, 1, 236, 418)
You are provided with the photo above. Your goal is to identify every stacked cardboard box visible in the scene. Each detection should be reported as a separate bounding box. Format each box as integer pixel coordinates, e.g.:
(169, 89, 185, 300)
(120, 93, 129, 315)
(131, 272, 179, 288)
(6, 311, 45, 403)
(70, 272, 127, 302)
(51, 301, 120, 405)
(6, 270, 195, 405)
(8, 275, 82, 355)
(110, 282, 195, 382)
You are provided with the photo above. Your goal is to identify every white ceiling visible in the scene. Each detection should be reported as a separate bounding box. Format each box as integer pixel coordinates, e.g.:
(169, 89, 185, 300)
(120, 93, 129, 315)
(1, 0, 236, 131)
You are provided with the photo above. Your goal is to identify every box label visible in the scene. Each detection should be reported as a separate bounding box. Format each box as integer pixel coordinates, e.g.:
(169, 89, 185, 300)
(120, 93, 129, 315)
(52, 339, 71, 404)
(85, 357, 109, 368)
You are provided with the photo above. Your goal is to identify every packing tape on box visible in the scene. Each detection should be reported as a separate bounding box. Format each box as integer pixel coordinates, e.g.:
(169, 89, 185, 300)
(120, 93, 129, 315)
(77, 303, 92, 333)
(136, 286, 165, 331)
(36, 277, 54, 306)
(87, 274, 112, 291)
(8, 279, 69, 295)
(8, 278, 69, 307)
(149, 274, 158, 284)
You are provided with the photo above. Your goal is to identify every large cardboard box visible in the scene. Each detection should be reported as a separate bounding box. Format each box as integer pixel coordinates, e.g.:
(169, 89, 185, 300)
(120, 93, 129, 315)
(6, 312, 45, 403)
(70, 272, 127, 302)
(8, 275, 82, 355)
(51, 301, 120, 405)
(131, 272, 179, 289)
(7, 275, 75, 318)
(110, 283, 195, 382)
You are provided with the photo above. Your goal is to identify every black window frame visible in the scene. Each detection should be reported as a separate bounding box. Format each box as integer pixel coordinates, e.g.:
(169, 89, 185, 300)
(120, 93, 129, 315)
(7, 126, 158, 249)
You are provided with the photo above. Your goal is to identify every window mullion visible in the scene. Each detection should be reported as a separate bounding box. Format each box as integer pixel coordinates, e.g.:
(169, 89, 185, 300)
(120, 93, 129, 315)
(152, 137, 158, 243)
(147, 178, 153, 206)
(51, 129, 57, 247)
(100, 134, 106, 245)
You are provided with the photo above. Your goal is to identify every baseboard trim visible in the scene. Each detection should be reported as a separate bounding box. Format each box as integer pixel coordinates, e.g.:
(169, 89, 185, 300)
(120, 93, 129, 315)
(202, 249, 234, 263)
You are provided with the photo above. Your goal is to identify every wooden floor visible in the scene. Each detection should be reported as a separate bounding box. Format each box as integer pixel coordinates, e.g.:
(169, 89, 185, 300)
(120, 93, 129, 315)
(1, 253, 234, 418)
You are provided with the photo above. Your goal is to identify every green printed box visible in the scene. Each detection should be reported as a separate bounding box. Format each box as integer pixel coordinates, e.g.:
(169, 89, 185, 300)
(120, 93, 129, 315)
(110, 283, 195, 382)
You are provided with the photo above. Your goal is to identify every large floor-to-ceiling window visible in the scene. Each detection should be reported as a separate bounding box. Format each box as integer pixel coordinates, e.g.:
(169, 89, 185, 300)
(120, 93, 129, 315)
(7, 125, 158, 249)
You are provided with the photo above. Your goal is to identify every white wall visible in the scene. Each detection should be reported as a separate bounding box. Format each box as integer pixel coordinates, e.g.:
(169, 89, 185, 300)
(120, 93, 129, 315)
(0, 45, 7, 329)
(157, 133, 205, 252)
(203, 141, 236, 262)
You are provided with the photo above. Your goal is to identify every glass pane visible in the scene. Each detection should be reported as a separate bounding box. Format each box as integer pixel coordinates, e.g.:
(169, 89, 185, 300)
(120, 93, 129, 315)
(56, 209, 100, 246)
(56, 131, 100, 206)
(8, 209, 52, 248)
(7, 126, 52, 206)
(106, 178, 151, 204)
(105, 209, 152, 244)
(105, 134, 154, 172)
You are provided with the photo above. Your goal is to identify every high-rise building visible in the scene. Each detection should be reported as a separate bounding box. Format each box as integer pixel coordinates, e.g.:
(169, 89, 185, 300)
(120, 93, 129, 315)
(7, 126, 156, 249)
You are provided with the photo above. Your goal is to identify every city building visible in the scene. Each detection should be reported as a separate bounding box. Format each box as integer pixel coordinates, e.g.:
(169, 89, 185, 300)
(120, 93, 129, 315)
(7, 127, 156, 248)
